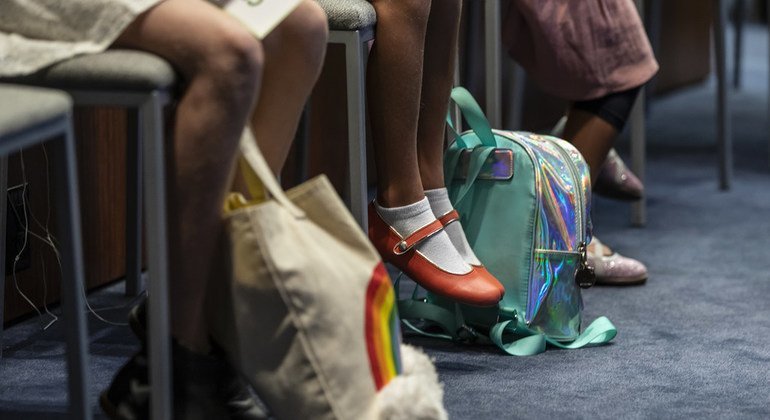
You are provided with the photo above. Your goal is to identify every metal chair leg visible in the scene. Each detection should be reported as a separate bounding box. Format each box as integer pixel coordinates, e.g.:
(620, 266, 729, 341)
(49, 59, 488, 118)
(0, 156, 7, 359)
(714, 0, 733, 190)
(630, 0, 648, 227)
(484, 0, 502, 128)
(630, 89, 647, 227)
(765, 1, 770, 167)
(53, 117, 92, 420)
(505, 63, 526, 130)
(140, 93, 172, 420)
(733, 0, 745, 89)
(343, 30, 369, 231)
(125, 109, 143, 296)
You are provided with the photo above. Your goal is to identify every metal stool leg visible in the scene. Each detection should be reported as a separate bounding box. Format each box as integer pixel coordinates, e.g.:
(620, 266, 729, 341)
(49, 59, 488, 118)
(484, 0, 502, 128)
(734, 0, 745, 89)
(630, 89, 647, 227)
(0, 156, 7, 359)
(140, 93, 172, 420)
(341, 30, 370, 231)
(765, 1, 770, 167)
(507, 63, 526, 130)
(630, 0, 647, 227)
(125, 110, 143, 296)
(52, 117, 92, 420)
(714, 0, 733, 190)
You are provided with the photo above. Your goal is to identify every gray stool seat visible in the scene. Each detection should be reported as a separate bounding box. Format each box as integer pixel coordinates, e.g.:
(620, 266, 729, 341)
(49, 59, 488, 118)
(317, 0, 376, 30)
(0, 85, 72, 141)
(4, 50, 176, 92)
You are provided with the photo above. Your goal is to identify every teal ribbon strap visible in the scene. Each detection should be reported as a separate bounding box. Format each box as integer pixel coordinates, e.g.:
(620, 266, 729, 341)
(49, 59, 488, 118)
(490, 320, 547, 356)
(545, 316, 617, 350)
(490, 317, 617, 356)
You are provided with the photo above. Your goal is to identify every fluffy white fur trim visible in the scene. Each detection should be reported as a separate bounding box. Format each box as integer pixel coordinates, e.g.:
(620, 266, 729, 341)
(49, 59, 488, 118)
(374, 344, 448, 420)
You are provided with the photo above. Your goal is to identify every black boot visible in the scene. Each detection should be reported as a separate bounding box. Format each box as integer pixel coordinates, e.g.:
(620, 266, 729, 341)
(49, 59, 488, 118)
(100, 300, 268, 419)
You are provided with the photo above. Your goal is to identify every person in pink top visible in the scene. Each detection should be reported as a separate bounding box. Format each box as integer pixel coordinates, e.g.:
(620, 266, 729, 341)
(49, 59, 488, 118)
(503, 0, 659, 285)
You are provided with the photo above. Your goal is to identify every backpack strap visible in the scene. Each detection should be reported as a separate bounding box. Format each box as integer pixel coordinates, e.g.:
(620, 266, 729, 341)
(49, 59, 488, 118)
(398, 296, 617, 356)
(398, 299, 459, 335)
(490, 316, 617, 356)
(451, 147, 497, 205)
(446, 113, 470, 149)
(449, 87, 498, 148)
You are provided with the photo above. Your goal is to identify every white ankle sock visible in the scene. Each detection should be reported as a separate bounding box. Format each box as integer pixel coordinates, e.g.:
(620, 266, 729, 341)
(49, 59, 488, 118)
(375, 197, 470, 275)
(424, 188, 482, 266)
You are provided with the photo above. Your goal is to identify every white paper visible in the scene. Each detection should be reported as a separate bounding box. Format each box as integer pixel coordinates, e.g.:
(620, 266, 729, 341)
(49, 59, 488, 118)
(217, 0, 303, 40)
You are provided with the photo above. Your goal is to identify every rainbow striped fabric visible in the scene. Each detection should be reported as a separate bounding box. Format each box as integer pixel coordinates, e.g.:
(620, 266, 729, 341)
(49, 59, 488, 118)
(365, 263, 402, 390)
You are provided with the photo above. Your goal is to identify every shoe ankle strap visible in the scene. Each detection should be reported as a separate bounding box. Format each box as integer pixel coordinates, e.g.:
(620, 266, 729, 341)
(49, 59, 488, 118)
(393, 219, 445, 255)
(437, 209, 460, 227)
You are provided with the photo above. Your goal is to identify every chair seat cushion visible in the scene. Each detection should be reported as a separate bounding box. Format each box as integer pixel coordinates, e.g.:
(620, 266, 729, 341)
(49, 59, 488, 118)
(1, 50, 176, 93)
(0, 84, 71, 140)
(316, 0, 376, 30)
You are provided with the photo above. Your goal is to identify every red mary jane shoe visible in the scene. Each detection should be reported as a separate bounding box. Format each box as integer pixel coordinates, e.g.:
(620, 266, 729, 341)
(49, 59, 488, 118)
(437, 209, 506, 297)
(368, 203, 503, 307)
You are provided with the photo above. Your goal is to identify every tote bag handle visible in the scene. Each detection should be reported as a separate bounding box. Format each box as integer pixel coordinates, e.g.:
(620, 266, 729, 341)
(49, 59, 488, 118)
(238, 128, 305, 219)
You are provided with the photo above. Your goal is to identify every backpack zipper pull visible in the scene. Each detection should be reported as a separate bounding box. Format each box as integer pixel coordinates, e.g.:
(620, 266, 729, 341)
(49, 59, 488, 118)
(576, 242, 596, 289)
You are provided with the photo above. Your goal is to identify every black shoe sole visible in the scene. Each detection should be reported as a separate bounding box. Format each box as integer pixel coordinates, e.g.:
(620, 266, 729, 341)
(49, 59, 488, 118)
(128, 302, 147, 348)
(99, 392, 120, 420)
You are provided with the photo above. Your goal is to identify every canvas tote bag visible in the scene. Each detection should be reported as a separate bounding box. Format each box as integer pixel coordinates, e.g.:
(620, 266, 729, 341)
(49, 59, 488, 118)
(209, 129, 447, 420)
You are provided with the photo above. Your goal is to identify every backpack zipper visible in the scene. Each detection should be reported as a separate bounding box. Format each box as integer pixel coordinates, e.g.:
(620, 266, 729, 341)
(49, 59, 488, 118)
(541, 136, 595, 288)
(534, 249, 581, 255)
(492, 131, 546, 325)
(543, 136, 587, 248)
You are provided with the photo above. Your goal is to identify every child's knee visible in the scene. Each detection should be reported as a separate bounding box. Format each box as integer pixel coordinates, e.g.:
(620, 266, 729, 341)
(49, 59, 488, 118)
(275, 0, 329, 68)
(372, 0, 431, 25)
(218, 28, 264, 77)
(297, 0, 329, 58)
(203, 26, 264, 92)
(298, 0, 329, 41)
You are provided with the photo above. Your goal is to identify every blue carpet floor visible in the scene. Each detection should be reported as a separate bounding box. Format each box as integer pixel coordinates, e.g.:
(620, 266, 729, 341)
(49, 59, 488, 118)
(3, 25, 770, 420)
(425, 25, 770, 419)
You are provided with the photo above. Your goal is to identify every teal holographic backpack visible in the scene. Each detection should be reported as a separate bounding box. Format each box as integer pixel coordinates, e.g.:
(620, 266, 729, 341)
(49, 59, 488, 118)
(397, 88, 617, 356)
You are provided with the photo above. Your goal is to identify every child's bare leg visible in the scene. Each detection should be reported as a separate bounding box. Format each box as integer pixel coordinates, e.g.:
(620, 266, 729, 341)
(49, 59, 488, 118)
(416, 0, 462, 190)
(563, 108, 618, 184)
(114, 0, 262, 353)
(368, 0, 431, 207)
(416, 0, 495, 275)
(366, 0, 501, 305)
(251, 0, 329, 174)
